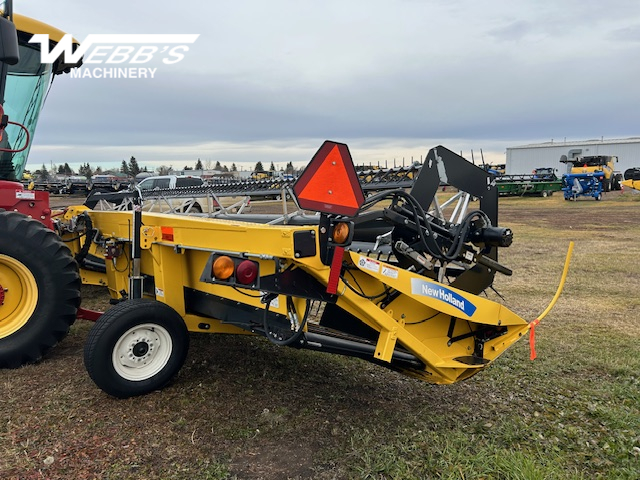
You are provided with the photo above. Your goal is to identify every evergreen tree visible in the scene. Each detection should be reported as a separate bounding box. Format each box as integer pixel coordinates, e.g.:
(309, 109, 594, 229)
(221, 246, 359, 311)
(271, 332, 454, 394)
(269, 161, 276, 172)
(285, 161, 294, 174)
(231, 163, 237, 172)
(79, 163, 93, 178)
(128, 156, 141, 176)
(214, 161, 222, 171)
(38, 163, 50, 180)
(254, 161, 264, 172)
(195, 159, 203, 170)
(121, 160, 130, 175)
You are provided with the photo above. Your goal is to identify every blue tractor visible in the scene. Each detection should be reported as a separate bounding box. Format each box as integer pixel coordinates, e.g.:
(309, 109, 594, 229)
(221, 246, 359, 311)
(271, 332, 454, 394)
(562, 172, 604, 201)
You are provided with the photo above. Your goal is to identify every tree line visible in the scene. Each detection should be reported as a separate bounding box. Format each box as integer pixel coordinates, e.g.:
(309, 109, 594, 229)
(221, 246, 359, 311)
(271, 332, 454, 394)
(30, 157, 297, 180)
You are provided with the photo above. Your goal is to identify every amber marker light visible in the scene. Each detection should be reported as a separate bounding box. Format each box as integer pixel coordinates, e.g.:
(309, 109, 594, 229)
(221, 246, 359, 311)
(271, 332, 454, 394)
(332, 222, 351, 245)
(212, 256, 235, 280)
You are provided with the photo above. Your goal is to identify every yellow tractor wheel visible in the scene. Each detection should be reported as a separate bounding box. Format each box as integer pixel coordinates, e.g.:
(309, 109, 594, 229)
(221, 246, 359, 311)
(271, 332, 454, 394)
(0, 212, 81, 368)
(0, 254, 38, 338)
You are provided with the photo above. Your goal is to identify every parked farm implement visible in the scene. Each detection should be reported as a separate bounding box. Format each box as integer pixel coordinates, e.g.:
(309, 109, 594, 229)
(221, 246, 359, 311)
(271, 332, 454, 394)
(561, 172, 604, 201)
(53, 142, 571, 398)
(494, 174, 562, 197)
(0, 5, 573, 399)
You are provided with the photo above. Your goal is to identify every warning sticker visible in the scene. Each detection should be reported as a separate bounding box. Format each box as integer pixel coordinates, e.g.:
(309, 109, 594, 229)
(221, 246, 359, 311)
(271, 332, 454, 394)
(16, 190, 36, 200)
(358, 256, 380, 273)
(381, 265, 399, 279)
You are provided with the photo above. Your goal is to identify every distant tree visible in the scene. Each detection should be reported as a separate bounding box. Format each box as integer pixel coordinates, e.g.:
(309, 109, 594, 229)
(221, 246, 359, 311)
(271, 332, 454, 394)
(57, 165, 65, 174)
(254, 161, 264, 172)
(214, 161, 222, 171)
(121, 160, 130, 175)
(156, 165, 172, 175)
(37, 163, 50, 180)
(79, 163, 93, 178)
(94, 166, 103, 174)
(195, 159, 203, 171)
(285, 162, 294, 174)
(231, 163, 237, 172)
(128, 156, 141, 176)
(269, 162, 276, 172)
(222, 165, 229, 172)
(183, 166, 193, 170)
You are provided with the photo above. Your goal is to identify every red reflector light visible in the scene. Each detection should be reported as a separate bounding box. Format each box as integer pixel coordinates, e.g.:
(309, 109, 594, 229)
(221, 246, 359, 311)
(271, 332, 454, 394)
(161, 226, 174, 242)
(293, 141, 365, 216)
(236, 260, 258, 285)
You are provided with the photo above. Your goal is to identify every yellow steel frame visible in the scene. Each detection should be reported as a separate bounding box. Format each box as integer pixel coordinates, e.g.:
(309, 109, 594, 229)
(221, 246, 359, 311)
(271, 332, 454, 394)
(63, 206, 531, 385)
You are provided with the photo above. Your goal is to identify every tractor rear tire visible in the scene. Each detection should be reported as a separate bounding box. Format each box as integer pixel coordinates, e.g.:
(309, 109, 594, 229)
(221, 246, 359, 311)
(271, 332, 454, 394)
(84, 299, 189, 398)
(0, 212, 81, 368)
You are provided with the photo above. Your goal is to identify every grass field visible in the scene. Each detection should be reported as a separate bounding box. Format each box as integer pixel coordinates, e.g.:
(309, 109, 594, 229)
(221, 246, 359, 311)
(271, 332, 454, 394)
(1, 190, 639, 479)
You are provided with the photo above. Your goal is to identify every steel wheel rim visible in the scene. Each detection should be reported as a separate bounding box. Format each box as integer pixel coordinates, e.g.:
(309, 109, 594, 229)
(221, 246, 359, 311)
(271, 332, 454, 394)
(112, 323, 173, 381)
(0, 254, 38, 338)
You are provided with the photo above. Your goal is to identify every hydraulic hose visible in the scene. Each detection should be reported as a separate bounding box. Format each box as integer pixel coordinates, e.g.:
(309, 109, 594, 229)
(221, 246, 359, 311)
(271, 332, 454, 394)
(528, 241, 575, 360)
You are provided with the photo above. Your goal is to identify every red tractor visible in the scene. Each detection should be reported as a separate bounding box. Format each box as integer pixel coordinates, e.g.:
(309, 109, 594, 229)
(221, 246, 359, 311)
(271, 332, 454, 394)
(0, 2, 83, 367)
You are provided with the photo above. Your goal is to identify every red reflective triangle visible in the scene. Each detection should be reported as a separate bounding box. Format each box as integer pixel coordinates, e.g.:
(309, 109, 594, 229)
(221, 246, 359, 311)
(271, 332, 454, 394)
(294, 141, 364, 216)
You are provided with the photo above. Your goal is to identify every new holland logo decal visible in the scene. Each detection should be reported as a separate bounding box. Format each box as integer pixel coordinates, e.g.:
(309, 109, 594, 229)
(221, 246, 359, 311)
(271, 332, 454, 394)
(410, 279, 477, 317)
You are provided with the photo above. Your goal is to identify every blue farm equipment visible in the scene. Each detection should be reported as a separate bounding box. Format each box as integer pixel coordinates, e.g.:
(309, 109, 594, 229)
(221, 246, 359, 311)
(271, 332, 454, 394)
(562, 172, 604, 201)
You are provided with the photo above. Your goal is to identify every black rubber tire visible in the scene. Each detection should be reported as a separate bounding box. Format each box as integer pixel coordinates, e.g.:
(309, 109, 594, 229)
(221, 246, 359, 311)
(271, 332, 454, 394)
(84, 299, 189, 398)
(0, 212, 81, 368)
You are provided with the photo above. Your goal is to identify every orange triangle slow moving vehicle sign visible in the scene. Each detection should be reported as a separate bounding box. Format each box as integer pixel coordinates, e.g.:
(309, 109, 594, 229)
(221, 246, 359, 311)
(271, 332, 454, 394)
(293, 141, 365, 216)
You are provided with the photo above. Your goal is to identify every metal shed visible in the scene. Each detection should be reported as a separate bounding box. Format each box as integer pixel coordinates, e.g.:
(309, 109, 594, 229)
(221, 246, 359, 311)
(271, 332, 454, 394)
(505, 138, 640, 176)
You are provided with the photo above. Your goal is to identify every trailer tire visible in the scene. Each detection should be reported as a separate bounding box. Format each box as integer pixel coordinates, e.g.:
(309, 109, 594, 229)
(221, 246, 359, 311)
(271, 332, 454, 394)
(84, 299, 189, 398)
(0, 212, 81, 368)
(541, 190, 549, 198)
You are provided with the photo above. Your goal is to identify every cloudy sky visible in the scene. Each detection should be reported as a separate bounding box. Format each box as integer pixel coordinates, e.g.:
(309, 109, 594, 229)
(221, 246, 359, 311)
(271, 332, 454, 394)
(16, 0, 640, 173)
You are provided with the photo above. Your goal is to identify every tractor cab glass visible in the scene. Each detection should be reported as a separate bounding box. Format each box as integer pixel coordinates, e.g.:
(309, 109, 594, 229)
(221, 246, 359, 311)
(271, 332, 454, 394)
(0, 33, 53, 181)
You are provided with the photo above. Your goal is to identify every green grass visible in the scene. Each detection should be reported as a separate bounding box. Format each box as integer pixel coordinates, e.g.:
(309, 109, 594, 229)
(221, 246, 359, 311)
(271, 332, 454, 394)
(1, 193, 639, 479)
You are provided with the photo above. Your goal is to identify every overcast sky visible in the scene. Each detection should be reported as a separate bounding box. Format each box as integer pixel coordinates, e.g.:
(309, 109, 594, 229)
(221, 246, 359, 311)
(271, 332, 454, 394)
(16, 0, 640, 173)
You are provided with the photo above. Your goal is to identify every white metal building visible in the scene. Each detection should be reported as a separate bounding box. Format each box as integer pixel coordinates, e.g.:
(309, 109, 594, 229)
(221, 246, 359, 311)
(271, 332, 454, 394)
(505, 137, 640, 175)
